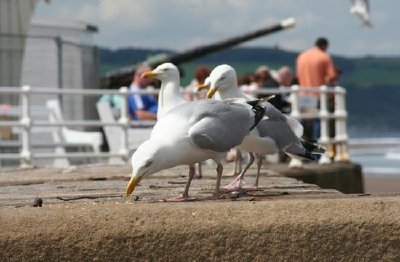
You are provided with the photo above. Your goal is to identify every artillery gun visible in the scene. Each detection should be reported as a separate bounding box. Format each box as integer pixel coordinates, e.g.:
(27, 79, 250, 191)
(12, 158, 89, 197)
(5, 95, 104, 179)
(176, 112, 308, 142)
(102, 17, 295, 88)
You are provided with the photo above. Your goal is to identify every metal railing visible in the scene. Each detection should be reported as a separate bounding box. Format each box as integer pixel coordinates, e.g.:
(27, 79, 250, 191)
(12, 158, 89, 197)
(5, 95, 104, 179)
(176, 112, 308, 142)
(0, 85, 349, 167)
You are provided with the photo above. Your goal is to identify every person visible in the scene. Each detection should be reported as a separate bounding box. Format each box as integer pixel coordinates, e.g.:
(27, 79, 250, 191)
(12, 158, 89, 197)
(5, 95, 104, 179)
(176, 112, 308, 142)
(127, 64, 158, 120)
(268, 66, 294, 113)
(239, 72, 258, 96)
(184, 66, 211, 101)
(255, 65, 279, 91)
(296, 37, 338, 141)
(276, 65, 294, 87)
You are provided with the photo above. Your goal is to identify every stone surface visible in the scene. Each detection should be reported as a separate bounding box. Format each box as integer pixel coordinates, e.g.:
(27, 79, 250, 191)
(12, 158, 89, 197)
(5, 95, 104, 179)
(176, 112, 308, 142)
(2, 162, 396, 261)
(0, 162, 343, 207)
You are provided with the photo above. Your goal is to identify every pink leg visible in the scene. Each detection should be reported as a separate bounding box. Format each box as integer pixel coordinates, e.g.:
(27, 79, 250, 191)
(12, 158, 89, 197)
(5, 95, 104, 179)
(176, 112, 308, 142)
(194, 162, 202, 179)
(253, 154, 263, 189)
(166, 165, 195, 202)
(228, 149, 242, 176)
(223, 152, 254, 190)
(235, 149, 242, 174)
(214, 162, 224, 196)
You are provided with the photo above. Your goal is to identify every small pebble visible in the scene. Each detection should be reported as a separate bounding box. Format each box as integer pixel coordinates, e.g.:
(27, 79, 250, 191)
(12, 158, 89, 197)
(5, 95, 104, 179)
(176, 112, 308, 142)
(134, 196, 139, 201)
(229, 191, 240, 199)
(33, 197, 43, 207)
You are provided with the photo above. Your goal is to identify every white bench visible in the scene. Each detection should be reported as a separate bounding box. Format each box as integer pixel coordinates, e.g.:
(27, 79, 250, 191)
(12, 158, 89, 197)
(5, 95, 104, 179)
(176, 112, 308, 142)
(96, 102, 152, 165)
(1, 101, 103, 167)
(46, 99, 103, 167)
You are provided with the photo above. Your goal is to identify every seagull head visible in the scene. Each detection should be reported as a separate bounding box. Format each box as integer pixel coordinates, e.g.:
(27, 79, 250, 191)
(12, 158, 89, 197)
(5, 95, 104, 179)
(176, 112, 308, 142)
(205, 64, 237, 98)
(141, 62, 180, 82)
(196, 76, 210, 93)
(125, 140, 163, 197)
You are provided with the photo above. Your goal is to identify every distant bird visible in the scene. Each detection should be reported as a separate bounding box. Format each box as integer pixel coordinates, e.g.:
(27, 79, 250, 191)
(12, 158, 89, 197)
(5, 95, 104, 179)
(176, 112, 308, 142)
(350, 0, 373, 27)
(125, 98, 266, 200)
(202, 64, 324, 189)
(142, 62, 203, 178)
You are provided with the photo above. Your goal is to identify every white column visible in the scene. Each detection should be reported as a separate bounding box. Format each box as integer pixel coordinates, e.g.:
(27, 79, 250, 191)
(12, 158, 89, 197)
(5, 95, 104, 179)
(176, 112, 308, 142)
(288, 85, 304, 167)
(318, 85, 331, 164)
(289, 85, 300, 119)
(20, 85, 32, 167)
(118, 86, 129, 162)
(334, 86, 349, 162)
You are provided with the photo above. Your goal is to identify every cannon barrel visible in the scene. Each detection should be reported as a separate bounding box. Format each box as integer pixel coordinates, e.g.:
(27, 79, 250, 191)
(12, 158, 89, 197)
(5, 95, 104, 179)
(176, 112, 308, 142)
(102, 18, 295, 88)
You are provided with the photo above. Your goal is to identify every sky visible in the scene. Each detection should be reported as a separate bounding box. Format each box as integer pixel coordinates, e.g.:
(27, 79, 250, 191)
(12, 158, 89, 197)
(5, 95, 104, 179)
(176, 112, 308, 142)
(34, 0, 399, 57)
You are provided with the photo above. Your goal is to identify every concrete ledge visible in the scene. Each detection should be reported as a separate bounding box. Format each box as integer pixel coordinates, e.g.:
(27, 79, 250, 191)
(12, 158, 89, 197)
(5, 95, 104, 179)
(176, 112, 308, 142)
(281, 163, 364, 194)
(1, 196, 399, 261)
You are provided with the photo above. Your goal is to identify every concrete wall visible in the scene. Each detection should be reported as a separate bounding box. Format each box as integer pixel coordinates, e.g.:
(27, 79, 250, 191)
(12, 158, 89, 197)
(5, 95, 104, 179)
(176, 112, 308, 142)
(21, 19, 99, 124)
(0, 0, 37, 104)
(0, 198, 399, 261)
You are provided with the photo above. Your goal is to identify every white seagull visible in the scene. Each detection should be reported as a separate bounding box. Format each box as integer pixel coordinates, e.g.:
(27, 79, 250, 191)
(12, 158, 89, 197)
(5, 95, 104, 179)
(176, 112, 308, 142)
(202, 64, 324, 189)
(125, 98, 266, 200)
(142, 62, 204, 178)
(141, 63, 187, 119)
(350, 0, 373, 27)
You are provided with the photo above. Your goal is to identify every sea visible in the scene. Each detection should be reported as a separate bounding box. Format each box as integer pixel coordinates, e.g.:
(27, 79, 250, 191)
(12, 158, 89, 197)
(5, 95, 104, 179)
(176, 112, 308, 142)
(348, 128, 400, 178)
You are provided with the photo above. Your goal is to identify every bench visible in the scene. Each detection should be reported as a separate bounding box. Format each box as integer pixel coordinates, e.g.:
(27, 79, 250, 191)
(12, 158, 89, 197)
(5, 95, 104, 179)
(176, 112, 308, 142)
(96, 102, 152, 164)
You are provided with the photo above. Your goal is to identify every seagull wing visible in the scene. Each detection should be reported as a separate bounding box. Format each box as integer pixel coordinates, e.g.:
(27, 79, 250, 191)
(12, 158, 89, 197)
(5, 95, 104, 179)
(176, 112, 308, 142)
(188, 100, 253, 152)
(364, 0, 370, 13)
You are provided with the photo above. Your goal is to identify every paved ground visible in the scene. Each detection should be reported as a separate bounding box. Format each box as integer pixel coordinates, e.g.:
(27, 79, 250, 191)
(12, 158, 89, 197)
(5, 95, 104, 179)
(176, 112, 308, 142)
(0, 162, 341, 208)
(1, 162, 399, 261)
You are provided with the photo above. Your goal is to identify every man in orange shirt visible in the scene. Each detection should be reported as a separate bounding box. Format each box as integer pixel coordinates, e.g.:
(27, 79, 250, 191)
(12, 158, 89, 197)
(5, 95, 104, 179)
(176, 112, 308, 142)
(296, 37, 338, 144)
(296, 37, 337, 96)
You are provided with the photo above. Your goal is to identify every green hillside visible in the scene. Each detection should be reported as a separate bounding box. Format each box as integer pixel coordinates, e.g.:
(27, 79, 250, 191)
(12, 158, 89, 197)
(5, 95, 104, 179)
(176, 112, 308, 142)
(342, 57, 400, 87)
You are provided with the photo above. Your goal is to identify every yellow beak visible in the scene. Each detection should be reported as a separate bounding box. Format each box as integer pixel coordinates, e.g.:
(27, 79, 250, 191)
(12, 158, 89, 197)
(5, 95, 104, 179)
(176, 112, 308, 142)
(197, 83, 210, 92)
(206, 88, 217, 99)
(141, 71, 157, 79)
(125, 176, 142, 197)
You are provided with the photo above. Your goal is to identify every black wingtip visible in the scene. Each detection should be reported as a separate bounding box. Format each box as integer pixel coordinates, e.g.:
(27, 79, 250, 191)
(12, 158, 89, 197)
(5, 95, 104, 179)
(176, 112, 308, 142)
(248, 101, 266, 131)
(301, 139, 326, 154)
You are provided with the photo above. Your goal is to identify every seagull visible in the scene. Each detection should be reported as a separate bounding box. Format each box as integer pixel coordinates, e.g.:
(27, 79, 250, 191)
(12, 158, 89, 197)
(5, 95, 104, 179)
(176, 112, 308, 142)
(201, 76, 244, 177)
(141, 63, 187, 119)
(125, 98, 266, 200)
(142, 63, 204, 178)
(350, 0, 373, 27)
(201, 64, 324, 189)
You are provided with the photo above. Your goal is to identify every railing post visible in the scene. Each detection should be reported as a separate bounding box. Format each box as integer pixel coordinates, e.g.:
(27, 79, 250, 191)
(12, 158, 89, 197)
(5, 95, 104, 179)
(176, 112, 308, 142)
(55, 36, 64, 105)
(318, 85, 331, 164)
(288, 85, 304, 168)
(289, 85, 300, 119)
(334, 86, 349, 162)
(118, 86, 129, 162)
(20, 85, 32, 168)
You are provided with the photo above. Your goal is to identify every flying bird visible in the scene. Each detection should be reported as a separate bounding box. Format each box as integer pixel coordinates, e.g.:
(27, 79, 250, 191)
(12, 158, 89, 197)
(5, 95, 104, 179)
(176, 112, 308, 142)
(350, 0, 373, 27)
(125, 98, 266, 200)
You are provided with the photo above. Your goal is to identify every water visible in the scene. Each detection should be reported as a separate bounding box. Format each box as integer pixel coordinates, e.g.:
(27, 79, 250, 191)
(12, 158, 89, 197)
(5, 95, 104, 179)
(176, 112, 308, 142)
(348, 129, 400, 178)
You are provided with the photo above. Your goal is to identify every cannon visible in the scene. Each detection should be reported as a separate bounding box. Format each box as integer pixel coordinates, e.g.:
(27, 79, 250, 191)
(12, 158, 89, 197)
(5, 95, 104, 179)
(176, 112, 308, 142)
(102, 17, 295, 88)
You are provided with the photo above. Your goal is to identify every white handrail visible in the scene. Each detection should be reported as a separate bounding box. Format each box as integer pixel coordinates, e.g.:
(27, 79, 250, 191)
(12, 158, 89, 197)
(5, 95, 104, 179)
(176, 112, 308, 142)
(0, 85, 349, 167)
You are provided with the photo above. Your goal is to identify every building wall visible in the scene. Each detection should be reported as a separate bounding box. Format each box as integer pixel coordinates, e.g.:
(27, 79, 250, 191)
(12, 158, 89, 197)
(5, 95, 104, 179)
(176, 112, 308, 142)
(21, 19, 99, 126)
(0, 0, 37, 104)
